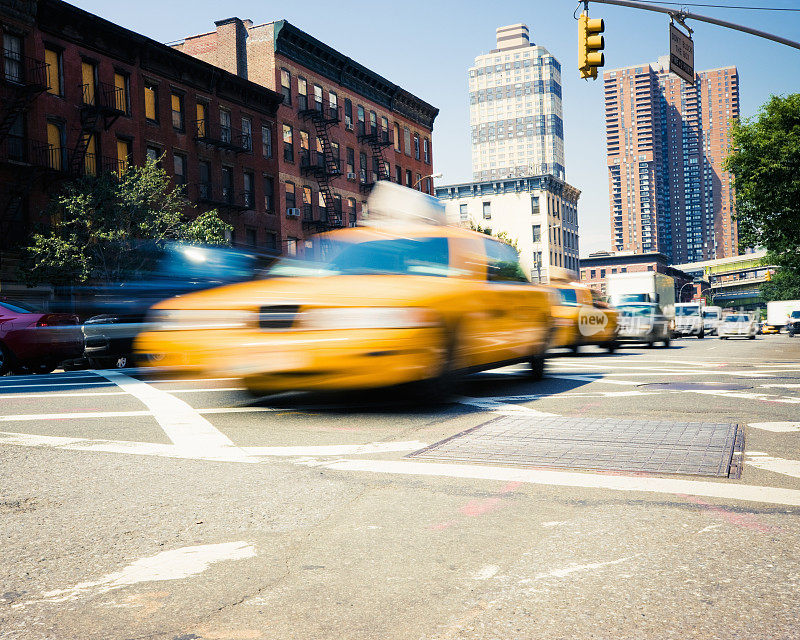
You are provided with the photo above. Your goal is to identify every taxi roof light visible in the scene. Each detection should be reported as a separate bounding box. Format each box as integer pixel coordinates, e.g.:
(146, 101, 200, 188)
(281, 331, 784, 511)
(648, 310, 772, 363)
(362, 181, 447, 228)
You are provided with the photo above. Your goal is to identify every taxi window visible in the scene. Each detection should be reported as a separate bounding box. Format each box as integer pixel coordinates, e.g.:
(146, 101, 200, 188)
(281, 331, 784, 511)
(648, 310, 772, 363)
(484, 238, 528, 283)
(557, 288, 578, 306)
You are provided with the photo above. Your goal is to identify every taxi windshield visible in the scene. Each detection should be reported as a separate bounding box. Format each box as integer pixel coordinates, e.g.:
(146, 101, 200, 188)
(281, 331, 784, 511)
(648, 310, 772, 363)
(266, 237, 451, 278)
(620, 304, 654, 318)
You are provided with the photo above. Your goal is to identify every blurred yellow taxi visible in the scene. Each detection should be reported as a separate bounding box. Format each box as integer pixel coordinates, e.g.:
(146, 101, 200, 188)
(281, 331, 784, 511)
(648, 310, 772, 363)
(135, 187, 553, 396)
(549, 278, 619, 353)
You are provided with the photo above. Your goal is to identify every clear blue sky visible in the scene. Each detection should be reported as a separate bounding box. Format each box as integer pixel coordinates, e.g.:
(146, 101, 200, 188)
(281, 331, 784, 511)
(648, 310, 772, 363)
(72, 0, 800, 255)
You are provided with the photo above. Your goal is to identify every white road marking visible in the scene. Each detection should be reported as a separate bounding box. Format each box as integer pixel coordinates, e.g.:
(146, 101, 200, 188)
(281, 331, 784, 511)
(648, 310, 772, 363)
(0, 407, 283, 423)
(760, 383, 800, 389)
(0, 431, 427, 461)
(0, 381, 112, 390)
(473, 565, 500, 580)
(541, 521, 565, 527)
(320, 458, 800, 507)
(749, 422, 800, 433)
(97, 371, 248, 460)
(746, 452, 800, 479)
(29, 542, 255, 604)
(520, 556, 636, 582)
(0, 387, 246, 400)
(456, 396, 558, 416)
(547, 374, 639, 386)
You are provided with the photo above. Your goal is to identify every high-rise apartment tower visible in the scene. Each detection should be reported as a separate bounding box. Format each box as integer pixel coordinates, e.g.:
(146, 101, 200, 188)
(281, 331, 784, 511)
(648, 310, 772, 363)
(605, 56, 739, 263)
(468, 24, 565, 181)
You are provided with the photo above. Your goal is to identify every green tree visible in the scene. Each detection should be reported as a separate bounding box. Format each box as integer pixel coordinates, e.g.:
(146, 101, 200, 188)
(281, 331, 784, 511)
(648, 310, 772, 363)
(724, 94, 800, 299)
(468, 221, 519, 251)
(22, 159, 231, 286)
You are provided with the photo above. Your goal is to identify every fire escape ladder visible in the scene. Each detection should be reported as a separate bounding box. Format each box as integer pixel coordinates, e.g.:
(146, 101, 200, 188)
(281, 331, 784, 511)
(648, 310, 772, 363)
(357, 125, 392, 192)
(69, 109, 100, 176)
(300, 106, 343, 229)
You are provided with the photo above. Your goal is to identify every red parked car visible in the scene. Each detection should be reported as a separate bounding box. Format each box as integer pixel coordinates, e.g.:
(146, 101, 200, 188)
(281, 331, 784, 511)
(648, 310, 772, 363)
(0, 300, 83, 375)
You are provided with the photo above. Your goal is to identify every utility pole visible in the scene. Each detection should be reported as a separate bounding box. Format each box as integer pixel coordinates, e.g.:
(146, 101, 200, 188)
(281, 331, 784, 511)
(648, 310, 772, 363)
(583, 0, 800, 51)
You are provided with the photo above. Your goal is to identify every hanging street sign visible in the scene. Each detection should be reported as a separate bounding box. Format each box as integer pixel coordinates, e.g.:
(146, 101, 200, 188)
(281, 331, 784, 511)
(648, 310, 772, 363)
(669, 22, 695, 83)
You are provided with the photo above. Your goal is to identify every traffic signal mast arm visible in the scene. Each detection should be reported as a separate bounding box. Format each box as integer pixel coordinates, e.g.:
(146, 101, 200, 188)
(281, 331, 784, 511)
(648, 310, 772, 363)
(583, 0, 800, 51)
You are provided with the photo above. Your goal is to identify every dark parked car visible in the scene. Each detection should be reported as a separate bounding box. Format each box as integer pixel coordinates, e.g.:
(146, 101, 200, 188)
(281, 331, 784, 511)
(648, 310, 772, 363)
(787, 310, 800, 338)
(80, 243, 275, 369)
(0, 300, 83, 375)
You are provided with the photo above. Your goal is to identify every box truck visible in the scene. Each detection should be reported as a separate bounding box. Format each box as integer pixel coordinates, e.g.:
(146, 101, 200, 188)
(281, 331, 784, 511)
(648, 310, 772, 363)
(766, 300, 800, 331)
(606, 272, 676, 317)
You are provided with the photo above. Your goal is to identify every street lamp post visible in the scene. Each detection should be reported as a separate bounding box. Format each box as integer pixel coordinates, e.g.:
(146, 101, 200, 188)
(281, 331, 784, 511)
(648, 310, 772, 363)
(678, 281, 695, 303)
(413, 172, 442, 191)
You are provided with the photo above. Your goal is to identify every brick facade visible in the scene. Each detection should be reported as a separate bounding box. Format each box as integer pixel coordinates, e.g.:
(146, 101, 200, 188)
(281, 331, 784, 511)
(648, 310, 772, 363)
(174, 19, 438, 257)
(0, 0, 282, 295)
(579, 251, 692, 300)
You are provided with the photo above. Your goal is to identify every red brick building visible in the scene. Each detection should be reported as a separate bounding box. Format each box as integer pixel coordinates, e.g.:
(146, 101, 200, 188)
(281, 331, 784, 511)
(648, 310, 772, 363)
(579, 251, 693, 300)
(0, 0, 282, 297)
(174, 18, 439, 256)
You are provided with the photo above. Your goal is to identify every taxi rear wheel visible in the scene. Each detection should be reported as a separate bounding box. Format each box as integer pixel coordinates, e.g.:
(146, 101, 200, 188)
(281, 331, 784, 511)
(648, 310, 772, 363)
(529, 354, 545, 380)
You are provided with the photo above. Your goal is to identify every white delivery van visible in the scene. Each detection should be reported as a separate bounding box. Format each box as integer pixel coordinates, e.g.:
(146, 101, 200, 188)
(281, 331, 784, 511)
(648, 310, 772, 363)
(674, 302, 705, 338)
(702, 306, 722, 335)
(766, 300, 800, 331)
(606, 272, 676, 317)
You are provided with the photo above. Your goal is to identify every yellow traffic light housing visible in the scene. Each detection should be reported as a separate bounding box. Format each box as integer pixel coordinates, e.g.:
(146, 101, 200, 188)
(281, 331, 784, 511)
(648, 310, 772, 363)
(579, 12, 605, 80)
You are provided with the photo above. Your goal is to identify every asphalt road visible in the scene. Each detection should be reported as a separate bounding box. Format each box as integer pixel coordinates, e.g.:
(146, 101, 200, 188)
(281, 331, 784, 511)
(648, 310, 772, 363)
(2, 335, 800, 640)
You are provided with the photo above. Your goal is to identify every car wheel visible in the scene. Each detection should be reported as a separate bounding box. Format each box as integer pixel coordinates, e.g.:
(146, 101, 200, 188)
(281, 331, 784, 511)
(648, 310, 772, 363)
(570, 344, 580, 354)
(605, 341, 618, 354)
(529, 354, 546, 380)
(412, 325, 463, 403)
(749, 335, 756, 340)
(13, 361, 57, 375)
(0, 342, 14, 376)
(661, 337, 671, 348)
(720, 336, 727, 340)
(698, 331, 705, 339)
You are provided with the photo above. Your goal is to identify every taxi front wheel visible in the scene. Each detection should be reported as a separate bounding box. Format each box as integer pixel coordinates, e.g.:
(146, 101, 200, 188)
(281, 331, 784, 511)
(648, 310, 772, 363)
(529, 355, 545, 381)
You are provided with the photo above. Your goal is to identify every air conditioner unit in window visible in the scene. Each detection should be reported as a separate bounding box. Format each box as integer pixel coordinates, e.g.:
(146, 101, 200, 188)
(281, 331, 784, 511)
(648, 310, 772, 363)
(286, 208, 301, 218)
(346, 172, 356, 180)
(345, 121, 354, 131)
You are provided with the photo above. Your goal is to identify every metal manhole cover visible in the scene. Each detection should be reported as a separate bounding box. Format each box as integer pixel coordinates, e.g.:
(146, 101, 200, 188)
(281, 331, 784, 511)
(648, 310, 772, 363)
(408, 416, 744, 478)
(638, 382, 752, 391)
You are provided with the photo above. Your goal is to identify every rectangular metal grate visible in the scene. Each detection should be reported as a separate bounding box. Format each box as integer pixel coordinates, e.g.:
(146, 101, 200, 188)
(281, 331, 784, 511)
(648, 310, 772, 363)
(408, 416, 744, 478)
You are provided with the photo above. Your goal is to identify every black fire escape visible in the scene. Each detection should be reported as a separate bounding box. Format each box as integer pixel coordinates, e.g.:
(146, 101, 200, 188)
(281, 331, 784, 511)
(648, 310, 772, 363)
(357, 121, 392, 195)
(69, 81, 125, 177)
(0, 49, 49, 253)
(299, 102, 342, 232)
(192, 119, 252, 212)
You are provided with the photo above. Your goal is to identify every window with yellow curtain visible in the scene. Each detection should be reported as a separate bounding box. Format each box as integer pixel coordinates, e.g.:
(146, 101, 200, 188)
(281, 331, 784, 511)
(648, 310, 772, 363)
(144, 82, 157, 122)
(171, 93, 184, 131)
(46, 122, 63, 170)
(45, 48, 62, 95)
(196, 102, 207, 138)
(84, 134, 96, 176)
(114, 72, 128, 113)
(81, 61, 95, 105)
(116, 139, 131, 174)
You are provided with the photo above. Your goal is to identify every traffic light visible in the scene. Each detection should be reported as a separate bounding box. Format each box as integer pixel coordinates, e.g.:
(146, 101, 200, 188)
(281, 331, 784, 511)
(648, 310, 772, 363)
(578, 12, 605, 80)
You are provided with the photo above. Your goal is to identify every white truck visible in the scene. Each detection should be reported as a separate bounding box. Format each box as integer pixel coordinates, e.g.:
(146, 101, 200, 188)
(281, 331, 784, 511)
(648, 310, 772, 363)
(674, 302, 705, 338)
(606, 272, 676, 317)
(766, 300, 800, 332)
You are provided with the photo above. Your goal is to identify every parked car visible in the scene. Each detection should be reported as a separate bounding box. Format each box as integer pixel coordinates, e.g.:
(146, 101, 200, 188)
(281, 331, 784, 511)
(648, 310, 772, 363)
(80, 243, 274, 369)
(787, 310, 800, 337)
(718, 313, 758, 340)
(616, 303, 671, 348)
(0, 300, 83, 375)
(135, 222, 553, 397)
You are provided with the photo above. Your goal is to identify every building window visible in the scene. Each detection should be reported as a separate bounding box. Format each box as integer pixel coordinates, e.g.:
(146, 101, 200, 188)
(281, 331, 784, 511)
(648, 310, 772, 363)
(47, 120, 65, 170)
(280, 68, 291, 105)
(144, 82, 158, 122)
(405, 169, 412, 188)
(381, 116, 389, 139)
(243, 171, 254, 209)
(329, 91, 338, 114)
(357, 105, 365, 136)
(84, 134, 96, 176)
(241, 117, 252, 151)
(590, 269, 596, 279)
(285, 181, 296, 210)
(331, 141, 340, 172)
(283, 124, 293, 162)
(173, 152, 187, 188)
(287, 237, 298, 257)
(3, 33, 23, 83)
(116, 138, 131, 174)
(45, 47, 62, 95)
(395, 165, 402, 184)
(220, 109, 232, 143)
(196, 101, 208, 137)
(459, 203, 468, 222)
(404, 127, 411, 156)
(532, 224, 541, 242)
(313, 84, 323, 112)
(369, 110, 377, 135)
(80, 60, 96, 105)
(600, 269, 606, 278)
(198, 161, 211, 199)
(346, 147, 355, 177)
(347, 198, 357, 227)
(265, 232, 277, 251)
(299, 130, 310, 165)
(415, 173, 422, 190)
(297, 77, 307, 110)
(531, 196, 539, 214)
(171, 93, 184, 131)
(263, 175, 275, 212)
(262, 124, 272, 158)
(359, 152, 368, 183)
(394, 123, 401, 152)
(113, 72, 129, 114)
(423, 138, 430, 164)
(344, 99, 353, 130)
(483, 201, 491, 220)
(146, 145, 161, 165)
(413, 134, 420, 160)
(302, 185, 313, 220)
(318, 192, 327, 220)
(245, 227, 257, 247)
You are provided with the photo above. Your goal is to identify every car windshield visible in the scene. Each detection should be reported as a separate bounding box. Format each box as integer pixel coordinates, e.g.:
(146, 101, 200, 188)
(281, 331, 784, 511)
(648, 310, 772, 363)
(704, 311, 719, 319)
(266, 237, 451, 278)
(675, 305, 700, 316)
(726, 315, 749, 322)
(791, 311, 800, 319)
(0, 300, 39, 314)
(620, 304, 654, 318)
